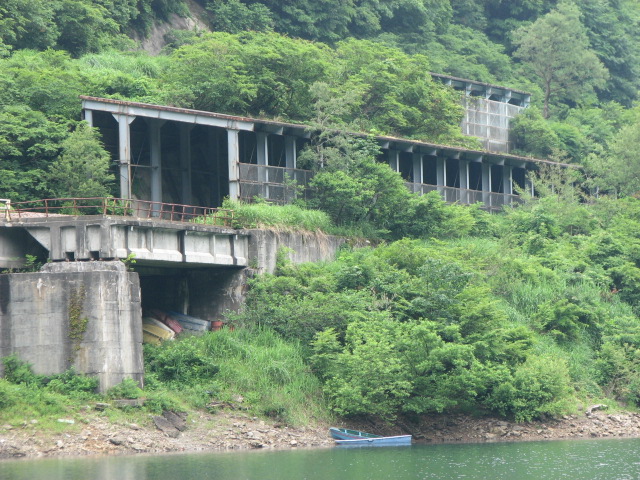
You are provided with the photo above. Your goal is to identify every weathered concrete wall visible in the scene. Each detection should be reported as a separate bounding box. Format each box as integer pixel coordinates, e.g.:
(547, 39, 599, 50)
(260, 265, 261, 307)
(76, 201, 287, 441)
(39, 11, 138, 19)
(135, 230, 346, 322)
(0, 261, 143, 392)
(246, 229, 347, 274)
(187, 268, 251, 321)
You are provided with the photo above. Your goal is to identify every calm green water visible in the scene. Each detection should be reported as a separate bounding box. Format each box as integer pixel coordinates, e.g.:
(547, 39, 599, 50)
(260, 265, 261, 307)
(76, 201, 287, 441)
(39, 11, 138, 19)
(2, 439, 640, 480)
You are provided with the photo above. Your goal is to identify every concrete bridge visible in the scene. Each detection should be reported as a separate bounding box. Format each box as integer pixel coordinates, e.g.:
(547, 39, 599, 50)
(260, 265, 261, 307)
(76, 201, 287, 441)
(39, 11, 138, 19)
(0, 207, 345, 392)
(0, 215, 247, 270)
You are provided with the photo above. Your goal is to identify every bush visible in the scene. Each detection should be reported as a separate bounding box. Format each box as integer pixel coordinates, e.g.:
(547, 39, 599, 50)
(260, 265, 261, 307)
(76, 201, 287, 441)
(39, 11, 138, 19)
(44, 369, 98, 398)
(144, 338, 219, 386)
(0, 381, 19, 409)
(106, 378, 143, 399)
(485, 355, 574, 422)
(2, 355, 41, 386)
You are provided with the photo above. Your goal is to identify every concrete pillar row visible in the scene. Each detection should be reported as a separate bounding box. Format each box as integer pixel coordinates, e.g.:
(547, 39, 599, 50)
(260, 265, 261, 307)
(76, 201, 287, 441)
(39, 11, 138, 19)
(227, 129, 240, 201)
(285, 136, 297, 170)
(436, 157, 446, 193)
(180, 124, 194, 206)
(503, 165, 513, 206)
(481, 162, 492, 207)
(256, 132, 269, 198)
(525, 173, 535, 197)
(388, 150, 400, 172)
(412, 153, 423, 185)
(149, 119, 165, 216)
(84, 109, 94, 127)
(112, 114, 135, 200)
(503, 165, 513, 195)
(256, 132, 269, 167)
(207, 129, 223, 207)
(459, 159, 469, 204)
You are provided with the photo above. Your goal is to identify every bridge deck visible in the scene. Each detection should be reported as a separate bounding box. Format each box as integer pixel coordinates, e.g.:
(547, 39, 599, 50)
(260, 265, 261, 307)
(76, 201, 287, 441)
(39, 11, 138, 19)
(0, 216, 248, 269)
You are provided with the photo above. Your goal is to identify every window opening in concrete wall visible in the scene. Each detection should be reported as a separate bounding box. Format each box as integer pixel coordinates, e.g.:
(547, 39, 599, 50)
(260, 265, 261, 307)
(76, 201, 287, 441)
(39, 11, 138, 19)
(424, 156, 438, 185)
(469, 162, 482, 191)
(491, 165, 503, 193)
(399, 152, 413, 181)
(446, 158, 460, 188)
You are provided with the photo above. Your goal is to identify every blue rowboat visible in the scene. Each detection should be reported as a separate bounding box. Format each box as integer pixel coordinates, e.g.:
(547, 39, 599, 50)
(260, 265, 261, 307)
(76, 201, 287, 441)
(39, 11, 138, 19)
(329, 427, 412, 446)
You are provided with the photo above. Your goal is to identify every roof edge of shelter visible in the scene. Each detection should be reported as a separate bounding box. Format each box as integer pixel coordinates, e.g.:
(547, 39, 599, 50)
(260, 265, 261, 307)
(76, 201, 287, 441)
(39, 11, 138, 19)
(80, 96, 571, 168)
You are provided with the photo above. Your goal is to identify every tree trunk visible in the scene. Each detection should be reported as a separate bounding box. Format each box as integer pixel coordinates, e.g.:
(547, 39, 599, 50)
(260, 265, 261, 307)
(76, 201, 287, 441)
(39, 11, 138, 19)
(544, 80, 552, 119)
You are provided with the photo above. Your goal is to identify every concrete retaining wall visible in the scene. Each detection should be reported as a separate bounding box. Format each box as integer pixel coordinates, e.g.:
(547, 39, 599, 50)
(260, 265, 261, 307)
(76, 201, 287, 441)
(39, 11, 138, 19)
(246, 229, 347, 274)
(0, 261, 143, 392)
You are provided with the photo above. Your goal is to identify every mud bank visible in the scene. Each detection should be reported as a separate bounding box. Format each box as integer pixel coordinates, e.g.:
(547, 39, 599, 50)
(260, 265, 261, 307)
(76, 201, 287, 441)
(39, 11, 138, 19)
(1, 407, 639, 460)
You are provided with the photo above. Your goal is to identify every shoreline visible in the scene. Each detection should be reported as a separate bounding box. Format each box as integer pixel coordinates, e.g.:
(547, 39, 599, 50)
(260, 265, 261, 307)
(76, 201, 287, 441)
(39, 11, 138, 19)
(2, 407, 640, 461)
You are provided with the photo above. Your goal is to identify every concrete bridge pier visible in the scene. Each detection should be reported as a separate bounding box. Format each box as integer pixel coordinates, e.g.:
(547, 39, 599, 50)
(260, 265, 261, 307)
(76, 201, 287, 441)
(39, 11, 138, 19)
(0, 261, 143, 392)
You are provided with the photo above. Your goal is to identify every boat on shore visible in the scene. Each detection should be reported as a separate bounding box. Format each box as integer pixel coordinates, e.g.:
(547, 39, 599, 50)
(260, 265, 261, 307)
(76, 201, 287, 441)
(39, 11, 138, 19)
(329, 427, 412, 446)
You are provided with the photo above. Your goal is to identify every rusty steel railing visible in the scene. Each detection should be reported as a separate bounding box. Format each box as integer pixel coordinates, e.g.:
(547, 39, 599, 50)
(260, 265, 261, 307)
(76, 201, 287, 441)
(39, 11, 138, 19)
(3, 198, 235, 226)
(238, 163, 314, 204)
(405, 183, 522, 210)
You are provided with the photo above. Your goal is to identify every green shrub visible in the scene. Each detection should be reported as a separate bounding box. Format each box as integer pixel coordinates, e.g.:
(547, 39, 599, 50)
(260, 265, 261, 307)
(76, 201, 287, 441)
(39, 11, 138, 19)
(0, 380, 18, 409)
(143, 391, 182, 414)
(485, 355, 574, 422)
(44, 369, 98, 398)
(106, 378, 143, 399)
(2, 355, 42, 386)
(144, 338, 219, 386)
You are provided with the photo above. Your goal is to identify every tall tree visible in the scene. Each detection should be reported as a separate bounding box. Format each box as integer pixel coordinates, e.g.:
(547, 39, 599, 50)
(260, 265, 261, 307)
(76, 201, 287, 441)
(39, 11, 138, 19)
(47, 123, 115, 198)
(575, 0, 640, 106)
(585, 119, 640, 197)
(512, 2, 608, 118)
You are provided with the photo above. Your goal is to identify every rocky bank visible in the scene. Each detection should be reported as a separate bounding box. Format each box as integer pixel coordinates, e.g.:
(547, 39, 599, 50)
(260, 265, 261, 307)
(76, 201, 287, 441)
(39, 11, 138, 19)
(1, 404, 640, 460)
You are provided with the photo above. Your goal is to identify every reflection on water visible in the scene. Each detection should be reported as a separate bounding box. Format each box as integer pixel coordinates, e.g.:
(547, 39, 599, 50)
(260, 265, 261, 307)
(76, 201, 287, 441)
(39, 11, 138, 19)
(2, 438, 640, 480)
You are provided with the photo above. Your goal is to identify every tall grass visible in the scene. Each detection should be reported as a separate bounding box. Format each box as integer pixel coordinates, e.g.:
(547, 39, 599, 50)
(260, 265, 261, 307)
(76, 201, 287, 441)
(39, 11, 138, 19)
(204, 328, 329, 424)
(145, 328, 330, 425)
(80, 50, 168, 78)
(197, 199, 335, 233)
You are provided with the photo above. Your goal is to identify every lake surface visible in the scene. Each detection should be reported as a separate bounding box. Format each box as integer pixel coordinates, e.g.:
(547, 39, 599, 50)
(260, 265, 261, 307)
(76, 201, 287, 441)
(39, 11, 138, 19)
(2, 438, 640, 480)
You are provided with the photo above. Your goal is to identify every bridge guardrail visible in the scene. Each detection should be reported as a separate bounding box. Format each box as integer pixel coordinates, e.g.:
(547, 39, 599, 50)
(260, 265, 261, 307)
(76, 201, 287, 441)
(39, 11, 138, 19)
(3, 198, 234, 227)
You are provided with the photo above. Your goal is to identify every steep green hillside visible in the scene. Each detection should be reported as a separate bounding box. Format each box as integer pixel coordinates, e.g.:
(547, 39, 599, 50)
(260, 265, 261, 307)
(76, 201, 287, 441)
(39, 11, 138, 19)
(1, 0, 639, 199)
(2, 0, 640, 425)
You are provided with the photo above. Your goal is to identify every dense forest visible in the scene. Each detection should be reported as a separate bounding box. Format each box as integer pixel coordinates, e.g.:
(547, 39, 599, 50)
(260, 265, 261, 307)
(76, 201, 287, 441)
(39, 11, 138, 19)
(2, 0, 640, 200)
(3, 0, 640, 426)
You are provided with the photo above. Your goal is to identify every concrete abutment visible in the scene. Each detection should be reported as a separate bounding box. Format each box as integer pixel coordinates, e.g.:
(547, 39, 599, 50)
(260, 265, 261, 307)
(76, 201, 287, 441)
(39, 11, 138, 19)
(0, 261, 143, 392)
(0, 228, 345, 391)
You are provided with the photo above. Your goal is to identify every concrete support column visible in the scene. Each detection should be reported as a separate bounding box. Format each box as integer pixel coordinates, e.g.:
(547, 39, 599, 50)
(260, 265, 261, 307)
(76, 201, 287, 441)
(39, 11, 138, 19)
(459, 159, 469, 204)
(113, 114, 135, 200)
(412, 153, 423, 188)
(482, 163, 492, 207)
(149, 119, 164, 217)
(180, 124, 193, 207)
(503, 165, 513, 205)
(227, 128, 240, 201)
(525, 173, 534, 197)
(284, 136, 297, 170)
(436, 157, 446, 194)
(0, 261, 144, 393)
(388, 150, 399, 172)
(207, 129, 222, 207)
(84, 109, 94, 127)
(256, 132, 269, 199)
